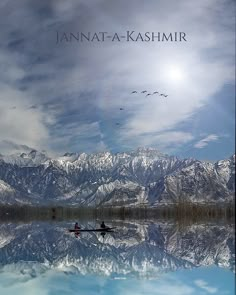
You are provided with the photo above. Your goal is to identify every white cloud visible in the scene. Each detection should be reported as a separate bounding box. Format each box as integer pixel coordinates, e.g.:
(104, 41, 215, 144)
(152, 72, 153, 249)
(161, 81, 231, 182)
(154, 131, 194, 146)
(0, 140, 34, 155)
(194, 134, 219, 149)
(0, 265, 195, 295)
(119, 131, 194, 152)
(0, 47, 54, 152)
(194, 279, 218, 294)
(120, 281, 195, 295)
(0, 0, 234, 153)
(0, 87, 51, 152)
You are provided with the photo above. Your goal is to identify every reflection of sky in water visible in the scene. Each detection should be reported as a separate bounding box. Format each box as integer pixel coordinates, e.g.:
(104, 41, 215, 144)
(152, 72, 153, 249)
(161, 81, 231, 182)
(0, 266, 234, 295)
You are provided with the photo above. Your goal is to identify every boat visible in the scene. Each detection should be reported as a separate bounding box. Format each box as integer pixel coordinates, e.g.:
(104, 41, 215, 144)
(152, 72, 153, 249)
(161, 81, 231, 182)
(68, 228, 115, 232)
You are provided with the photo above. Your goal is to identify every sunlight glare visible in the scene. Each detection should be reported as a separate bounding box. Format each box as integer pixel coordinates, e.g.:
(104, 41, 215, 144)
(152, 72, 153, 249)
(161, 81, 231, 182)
(168, 65, 185, 83)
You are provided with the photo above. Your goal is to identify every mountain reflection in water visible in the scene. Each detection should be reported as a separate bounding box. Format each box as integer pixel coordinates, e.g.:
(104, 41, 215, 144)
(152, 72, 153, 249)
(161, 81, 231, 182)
(0, 220, 234, 295)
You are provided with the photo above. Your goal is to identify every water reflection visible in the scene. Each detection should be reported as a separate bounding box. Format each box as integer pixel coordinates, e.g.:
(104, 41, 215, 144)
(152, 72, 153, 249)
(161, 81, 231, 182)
(0, 220, 234, 294)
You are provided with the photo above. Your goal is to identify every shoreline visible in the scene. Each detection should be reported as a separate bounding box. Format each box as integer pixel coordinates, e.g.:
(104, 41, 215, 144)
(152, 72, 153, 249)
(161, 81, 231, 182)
(0, 202, 234, 223)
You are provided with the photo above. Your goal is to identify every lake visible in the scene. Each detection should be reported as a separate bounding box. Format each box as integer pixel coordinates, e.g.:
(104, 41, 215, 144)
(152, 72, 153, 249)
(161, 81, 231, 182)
(0, 219, 234, 295)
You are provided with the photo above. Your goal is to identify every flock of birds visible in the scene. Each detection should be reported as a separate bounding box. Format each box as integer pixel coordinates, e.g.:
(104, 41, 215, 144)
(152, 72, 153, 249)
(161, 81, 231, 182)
(115, 90, 169, 126)
(131, 90, 168, 97)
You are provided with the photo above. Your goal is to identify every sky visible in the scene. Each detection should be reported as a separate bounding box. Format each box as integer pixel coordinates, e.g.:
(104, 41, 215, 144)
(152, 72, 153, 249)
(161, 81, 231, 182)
(0, 0, 235, 161)
(0, 264, 234, 295)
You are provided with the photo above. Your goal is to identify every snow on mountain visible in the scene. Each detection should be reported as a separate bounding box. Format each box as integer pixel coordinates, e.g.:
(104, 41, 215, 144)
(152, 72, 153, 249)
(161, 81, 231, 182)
(0, 180, 16, 203)
(215, 154, 235, 191)
(0, 224, 14, 248)
(0, 148, 234, 205)
(0, 179, 14, 193)
(147, 159, 235, 204)
(0, 149, 49, 167)
(0, 179, 32, 205)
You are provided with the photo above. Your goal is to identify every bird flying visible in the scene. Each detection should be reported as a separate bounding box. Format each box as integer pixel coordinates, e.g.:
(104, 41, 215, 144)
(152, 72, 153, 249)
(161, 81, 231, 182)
(146, 93, 152, 97)
(119, 108, 124, 110)
(153, 91, 159, 94)
(131, 91, 137, 94)
(141, 90, 147, 93)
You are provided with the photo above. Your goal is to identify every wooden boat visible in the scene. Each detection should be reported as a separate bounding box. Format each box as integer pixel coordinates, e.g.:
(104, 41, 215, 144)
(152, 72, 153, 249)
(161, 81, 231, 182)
(68, 227, 115, 232)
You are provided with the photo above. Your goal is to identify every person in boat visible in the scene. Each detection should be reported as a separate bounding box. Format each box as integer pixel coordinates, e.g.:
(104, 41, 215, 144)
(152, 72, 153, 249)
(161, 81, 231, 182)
(74, 222, 80, 230)
(74, 222, 80, 238)
(100, 221, 106, 229)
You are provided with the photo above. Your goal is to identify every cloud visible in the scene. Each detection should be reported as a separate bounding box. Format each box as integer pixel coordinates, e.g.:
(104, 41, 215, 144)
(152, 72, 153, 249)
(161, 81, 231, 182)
(119, 131, 194, 152)
(119, 280, 195, 295)
(49, 121, 108, 154)
(150, 131, 194, 149)
(194, 134, 219, 149)
(0, 140, 34, 155)
(0, 0, 234, 154)
(194, 279, 218, 294)
(0, 262, 233, 295)
(0, 264, 195, 295)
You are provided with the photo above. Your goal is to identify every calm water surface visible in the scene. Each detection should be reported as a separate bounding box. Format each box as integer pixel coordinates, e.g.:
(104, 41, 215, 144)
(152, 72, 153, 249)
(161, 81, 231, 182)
(0, 220, 234, 295)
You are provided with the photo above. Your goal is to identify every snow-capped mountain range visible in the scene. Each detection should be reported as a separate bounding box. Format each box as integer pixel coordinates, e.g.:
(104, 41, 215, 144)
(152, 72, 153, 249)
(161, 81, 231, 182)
(0, 148, 234, 205)
(0, 221, 234, 277)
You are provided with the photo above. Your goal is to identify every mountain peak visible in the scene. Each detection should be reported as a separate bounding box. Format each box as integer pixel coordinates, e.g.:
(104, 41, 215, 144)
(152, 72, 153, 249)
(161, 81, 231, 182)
(29, 149, 37, 156)
(1, 149, 49, 167)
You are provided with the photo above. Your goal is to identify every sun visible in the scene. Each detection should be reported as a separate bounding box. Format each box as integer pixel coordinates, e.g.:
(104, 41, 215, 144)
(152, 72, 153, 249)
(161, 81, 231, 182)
(161, 63, 186, 86)
(168, 65, 185, 83)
